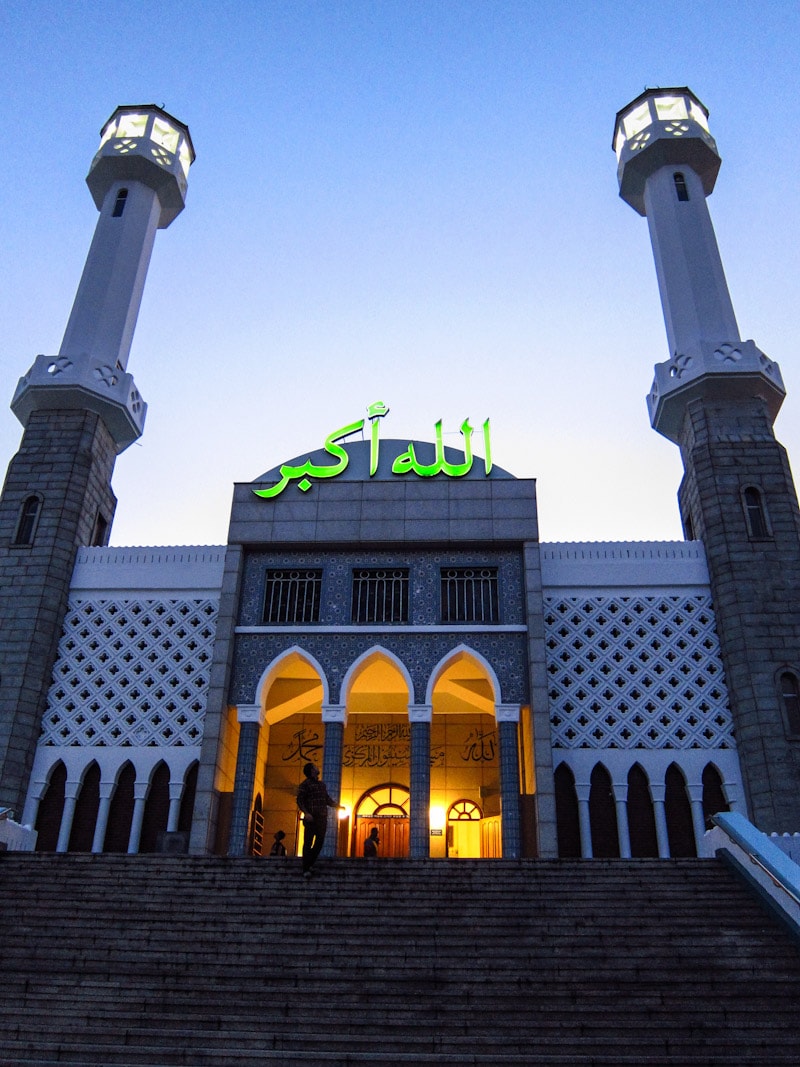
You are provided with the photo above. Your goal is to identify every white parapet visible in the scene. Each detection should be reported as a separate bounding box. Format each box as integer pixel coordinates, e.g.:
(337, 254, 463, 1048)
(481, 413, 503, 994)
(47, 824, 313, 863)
(0, 812, 38, 852)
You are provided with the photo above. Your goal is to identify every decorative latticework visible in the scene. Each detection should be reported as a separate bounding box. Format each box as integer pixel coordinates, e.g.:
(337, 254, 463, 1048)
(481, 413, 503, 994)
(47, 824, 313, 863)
(544, 596, 734, 750)
(41, 598, 218, 747)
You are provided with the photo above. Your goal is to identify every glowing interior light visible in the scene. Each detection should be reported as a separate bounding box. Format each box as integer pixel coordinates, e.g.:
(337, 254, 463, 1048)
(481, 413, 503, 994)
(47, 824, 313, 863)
(654, 96, 688, 122)
(116, 112, 149, 139)
(337, 805, 351, 821)
(178, 139, 192, 179)
(151, 117, 179, 154)
(623, 101, 652, 141)
(429, 805, 446, 831)
(98, 122, 117, 150)
(689, 100, 710, 132)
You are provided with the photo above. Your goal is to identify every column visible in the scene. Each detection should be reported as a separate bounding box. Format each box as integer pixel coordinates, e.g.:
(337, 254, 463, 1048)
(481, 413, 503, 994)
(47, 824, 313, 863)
(127, 778, 149, 854)
(612, 778, 632, 859)
(321, 705, 346, 858)
(575, 782, 593, 858)
(22, 780, 46, 831)
(409, 705, 432, 859)
(91, 779, 115, 853)
(167, 777, 184, 833)
(227, 704, 264, 856)
(496, 705, 521, 859)
(55, 779, 81, 853)
(687, 782, 706, 856)
(650, 781, 670, 858)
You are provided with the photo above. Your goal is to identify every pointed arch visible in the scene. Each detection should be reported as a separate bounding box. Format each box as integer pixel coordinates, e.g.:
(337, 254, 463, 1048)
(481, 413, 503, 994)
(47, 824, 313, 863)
(139, 760, 171, 854)
(589, 762, 619, 858)
(35, 760, 67, 852)
(425, 644, 501, 711)
(341, 645, 413, 707)
(255, 645, 330, 721)
(627, 762, 658, 857)
(665, 762, 696, 857)
(178, 760, 199, 833)
(104, 761, 136, 853)
(701, 762, 730, 831)
(554, 762, 581, 858)
(68, 760, 101, 853)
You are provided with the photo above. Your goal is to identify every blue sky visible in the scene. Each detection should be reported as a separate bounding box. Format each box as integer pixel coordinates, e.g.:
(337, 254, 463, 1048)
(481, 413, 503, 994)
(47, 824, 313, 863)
(1, 1, 799, 546)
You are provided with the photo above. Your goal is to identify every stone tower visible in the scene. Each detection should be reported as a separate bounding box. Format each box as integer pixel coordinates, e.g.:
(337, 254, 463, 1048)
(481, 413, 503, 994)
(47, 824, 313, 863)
(614, 87, 800, 831)
(0, 106, 194, 818)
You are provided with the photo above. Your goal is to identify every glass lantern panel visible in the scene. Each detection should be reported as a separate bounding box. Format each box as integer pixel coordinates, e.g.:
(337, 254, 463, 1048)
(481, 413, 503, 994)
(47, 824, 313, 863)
(152, 117, 179, 154)
(688, 100, 710, 132)
(116, 113, 149, 139)
(654, 96, 688, 122)
(98, 121, 117, 150)
(178, 140, 192, 179)
(623, 101, 652, 140)
(614, 125, 627, 158)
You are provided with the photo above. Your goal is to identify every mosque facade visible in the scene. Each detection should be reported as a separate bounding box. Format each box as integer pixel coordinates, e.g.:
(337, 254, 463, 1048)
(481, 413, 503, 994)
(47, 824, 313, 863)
(1, 89, 798, 861)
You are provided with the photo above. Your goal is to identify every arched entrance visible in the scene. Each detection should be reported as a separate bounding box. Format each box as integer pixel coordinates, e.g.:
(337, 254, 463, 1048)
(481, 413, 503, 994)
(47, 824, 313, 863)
(338, 648, 412, 856)
(354, 783, 410, 857)
(258, 649, 326, 858)
(428, 648, 502, 858)
(447, 798, 482, 858)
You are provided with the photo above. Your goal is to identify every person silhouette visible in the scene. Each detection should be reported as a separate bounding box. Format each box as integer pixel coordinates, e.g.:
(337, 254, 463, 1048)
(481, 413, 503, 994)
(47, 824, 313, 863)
(363, 826, 380, 858)
(296, 763, 343, 878)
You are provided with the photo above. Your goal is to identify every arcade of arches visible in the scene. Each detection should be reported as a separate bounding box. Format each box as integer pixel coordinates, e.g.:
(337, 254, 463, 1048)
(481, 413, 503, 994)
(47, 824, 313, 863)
(222, 647, 526, 859)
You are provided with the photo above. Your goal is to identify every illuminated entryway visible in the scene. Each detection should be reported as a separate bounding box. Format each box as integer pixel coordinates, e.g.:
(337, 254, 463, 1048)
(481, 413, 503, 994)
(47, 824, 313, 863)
(338, 648, 412, 856)
(256, 649, 326, 857)
(428, 648, 503, 858)
(352, 783, 410, 858)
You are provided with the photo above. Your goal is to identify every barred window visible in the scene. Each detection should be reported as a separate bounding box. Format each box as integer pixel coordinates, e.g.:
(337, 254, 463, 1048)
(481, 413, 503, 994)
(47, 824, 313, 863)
(441, 567, 499, 623)
(351, 569, 408, 624)
(743, 486, 770, 539)
(263, 569, 322, 624)
(13, 495, 42, 546)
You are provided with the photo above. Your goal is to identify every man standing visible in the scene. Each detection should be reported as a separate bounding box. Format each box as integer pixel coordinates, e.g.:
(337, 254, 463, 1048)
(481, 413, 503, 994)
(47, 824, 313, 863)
(296, 762, 342, 878)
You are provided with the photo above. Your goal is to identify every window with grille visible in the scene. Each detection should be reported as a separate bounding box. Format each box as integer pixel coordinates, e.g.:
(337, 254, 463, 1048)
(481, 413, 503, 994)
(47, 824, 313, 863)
(743, 486, 770, 539)
(351, 568, 408, 624)
(441, 567, 499, 623)
(13, 495, 42, 546)
(263, 569, 322, 624)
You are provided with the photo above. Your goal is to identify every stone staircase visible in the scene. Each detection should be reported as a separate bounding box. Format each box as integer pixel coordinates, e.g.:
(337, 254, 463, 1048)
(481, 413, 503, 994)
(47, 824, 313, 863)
(1, 854, 799, 1065)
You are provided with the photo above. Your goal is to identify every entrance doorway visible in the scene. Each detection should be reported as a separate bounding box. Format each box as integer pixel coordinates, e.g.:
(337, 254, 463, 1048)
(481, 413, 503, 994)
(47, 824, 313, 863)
(353, 783, 409, 858)
(446, 798, 482, 858)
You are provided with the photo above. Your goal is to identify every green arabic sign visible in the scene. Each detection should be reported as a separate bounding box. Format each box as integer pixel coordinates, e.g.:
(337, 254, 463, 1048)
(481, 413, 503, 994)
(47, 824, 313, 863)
(253, 402, 492, 500)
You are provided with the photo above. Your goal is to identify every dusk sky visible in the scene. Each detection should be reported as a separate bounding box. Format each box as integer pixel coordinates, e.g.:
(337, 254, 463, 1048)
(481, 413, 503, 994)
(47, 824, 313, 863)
(1, 1, 798, 547)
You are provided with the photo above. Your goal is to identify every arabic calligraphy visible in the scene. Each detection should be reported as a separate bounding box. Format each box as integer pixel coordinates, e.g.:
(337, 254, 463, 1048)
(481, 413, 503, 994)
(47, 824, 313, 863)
(342, 742, 446, 769)
(253, 403, 492, 500)
(461, 728, 497, 763)
(281, 728, 323, 763)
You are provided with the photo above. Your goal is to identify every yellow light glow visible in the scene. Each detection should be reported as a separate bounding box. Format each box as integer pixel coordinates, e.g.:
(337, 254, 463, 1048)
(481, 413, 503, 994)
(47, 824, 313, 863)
(654, 96, 688, 122)
(338, 805, 351, 821)
(116, 113, 149, 139)
(689, 100, 710, 132)
(623, 101, 652, 141)
(152, 117, 179, 154)
(429, 805, 446, 831)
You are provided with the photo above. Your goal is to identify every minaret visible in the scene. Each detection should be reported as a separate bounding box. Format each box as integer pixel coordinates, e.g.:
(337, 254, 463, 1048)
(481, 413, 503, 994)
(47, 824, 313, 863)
(615, 87, 800, 830)
(0, 106, 194, 818)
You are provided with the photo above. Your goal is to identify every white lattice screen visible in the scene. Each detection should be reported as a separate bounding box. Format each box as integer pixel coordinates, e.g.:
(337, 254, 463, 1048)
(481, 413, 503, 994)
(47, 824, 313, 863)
(544, 595, 734, 750)
(42, 598, 218, 747)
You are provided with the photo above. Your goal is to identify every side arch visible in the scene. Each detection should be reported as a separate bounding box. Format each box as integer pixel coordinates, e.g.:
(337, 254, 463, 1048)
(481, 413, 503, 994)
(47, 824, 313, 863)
(254, 645, 331, 710)
(425, 644, 501, 709)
